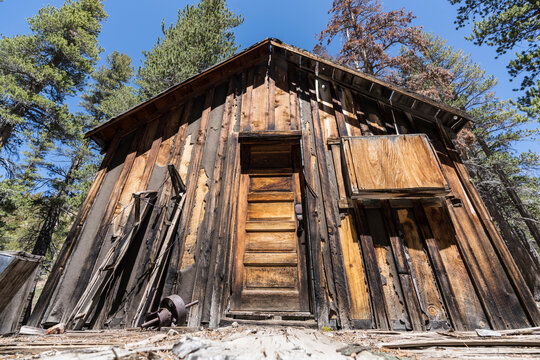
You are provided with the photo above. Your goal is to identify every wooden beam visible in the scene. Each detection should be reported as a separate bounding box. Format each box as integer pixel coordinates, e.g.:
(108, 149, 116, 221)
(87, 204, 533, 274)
(189, 78, 236, 327)
(238, 130, 302, 143)
(381, 202, 425, 331)
(296, 68, 332, 328)
(308, 73, 351, 329)
(167, 164, 186, 197)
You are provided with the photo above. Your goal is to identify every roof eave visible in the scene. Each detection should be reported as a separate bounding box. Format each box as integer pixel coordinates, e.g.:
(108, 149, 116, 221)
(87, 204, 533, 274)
(85, 38, 273, 144)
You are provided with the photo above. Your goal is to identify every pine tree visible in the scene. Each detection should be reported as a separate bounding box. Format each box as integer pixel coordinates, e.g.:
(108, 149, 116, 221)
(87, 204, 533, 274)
(0, 0, 106, 155)
(317, 0, 452, 99)
(81, 51, 139, 122)
(318, 0, 428, 76)
(448, 0, 540, 117)
(0, 2, 139, 260)
(0, 0, 107, 258)
(397, 34, 497, 105)
(137, 0, 243, 98)
(0, 132, 54, 252)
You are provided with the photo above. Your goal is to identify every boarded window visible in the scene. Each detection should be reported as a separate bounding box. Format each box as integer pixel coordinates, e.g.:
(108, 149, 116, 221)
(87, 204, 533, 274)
(341, 135, 449, 199)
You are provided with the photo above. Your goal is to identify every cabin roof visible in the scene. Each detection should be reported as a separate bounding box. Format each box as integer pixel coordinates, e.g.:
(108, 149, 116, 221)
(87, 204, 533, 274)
(86, 38, 473, 149)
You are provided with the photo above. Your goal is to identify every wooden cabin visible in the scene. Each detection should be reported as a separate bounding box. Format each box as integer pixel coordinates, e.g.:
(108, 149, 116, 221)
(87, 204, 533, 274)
(29, 39, 540, 331)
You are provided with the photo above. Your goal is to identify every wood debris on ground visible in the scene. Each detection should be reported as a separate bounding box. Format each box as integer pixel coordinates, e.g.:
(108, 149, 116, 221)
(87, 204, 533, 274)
(1, 326, 540, 359)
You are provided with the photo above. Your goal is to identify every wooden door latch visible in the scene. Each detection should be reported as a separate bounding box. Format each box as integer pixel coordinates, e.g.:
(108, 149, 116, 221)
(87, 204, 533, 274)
(295, 203, 304, 235)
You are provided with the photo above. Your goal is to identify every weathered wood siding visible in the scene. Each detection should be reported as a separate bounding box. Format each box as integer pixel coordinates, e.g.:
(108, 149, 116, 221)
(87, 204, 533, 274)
(341, 135, 449, 198)
(0, 252, 42, 334)
(30, 42, 539, 331)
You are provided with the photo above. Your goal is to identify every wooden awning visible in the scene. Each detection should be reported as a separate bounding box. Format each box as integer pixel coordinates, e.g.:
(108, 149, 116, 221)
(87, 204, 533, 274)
(341, 135, 450, 199)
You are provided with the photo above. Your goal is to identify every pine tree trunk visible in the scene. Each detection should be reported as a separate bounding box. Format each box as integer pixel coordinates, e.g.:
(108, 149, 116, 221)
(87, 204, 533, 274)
(32, 205, 62, 256)
(31, 148, 85, 257)
(477, 136, 540, 247)
(0, 120, 14, 151)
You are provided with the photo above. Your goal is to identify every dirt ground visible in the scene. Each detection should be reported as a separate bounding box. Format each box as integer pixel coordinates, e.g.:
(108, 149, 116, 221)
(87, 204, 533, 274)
(1, 325, 540, 359)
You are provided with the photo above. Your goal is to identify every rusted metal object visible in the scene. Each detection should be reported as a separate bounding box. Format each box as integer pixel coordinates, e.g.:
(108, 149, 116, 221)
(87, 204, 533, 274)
(141, 295, 198, 329)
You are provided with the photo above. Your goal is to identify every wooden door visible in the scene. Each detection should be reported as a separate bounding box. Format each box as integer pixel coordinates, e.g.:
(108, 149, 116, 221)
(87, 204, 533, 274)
(231, 146, 310, 313)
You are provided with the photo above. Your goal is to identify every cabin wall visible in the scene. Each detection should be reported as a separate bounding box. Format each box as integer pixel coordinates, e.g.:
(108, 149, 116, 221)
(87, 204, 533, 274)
(31, 46, 539, 331)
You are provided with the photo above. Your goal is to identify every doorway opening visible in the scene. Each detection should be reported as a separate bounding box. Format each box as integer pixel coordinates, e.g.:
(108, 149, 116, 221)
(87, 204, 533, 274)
(228, 138, 312, 321)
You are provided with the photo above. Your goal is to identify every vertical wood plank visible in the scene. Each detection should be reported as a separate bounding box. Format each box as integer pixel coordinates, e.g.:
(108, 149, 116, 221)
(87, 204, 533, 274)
(331, 144, 347, 203)
(413, 200, 484, 330)
(163, 91, 214, 304)
(273, 56, 291, 131)
(293, 157, 312, 313)
(339, 87, 363, 136)
(267, 55, 276, 131)
(209, 76, 242, 328)
(296, 67, 331, 328)
(287, 61, 299, 131)
(155, 107, 185, 167)
(241, 68, 254, 132)
(365, 206, 410, 330)
(381, 202, 424, 330)
(351, 92, 372, 135)
(353, 202, 390, 330)
(316, 78, 339, 141)
(341, 138, 359, 195)
(422, 203, 490, 330)
(338, 213, 371, 324)
(329, 83, 350, 137)
(189, 79, 235, 326)
(216, 81, 244, 323)
(309, 72, 351, 328)
(396, 207, 448, 329)
(249, 63, 269, 132)
(231, 172, 249, 309)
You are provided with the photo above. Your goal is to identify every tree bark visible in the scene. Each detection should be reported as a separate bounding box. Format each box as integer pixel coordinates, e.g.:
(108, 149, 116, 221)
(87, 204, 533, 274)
(31, 147, 85, 257)
(477, 136, 540, 248)
(32, 204, 63, 256)
(0, 120, 14, 151)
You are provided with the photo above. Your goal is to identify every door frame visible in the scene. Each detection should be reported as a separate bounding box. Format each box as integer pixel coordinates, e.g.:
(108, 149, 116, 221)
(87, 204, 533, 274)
(226, 133, 313, 318)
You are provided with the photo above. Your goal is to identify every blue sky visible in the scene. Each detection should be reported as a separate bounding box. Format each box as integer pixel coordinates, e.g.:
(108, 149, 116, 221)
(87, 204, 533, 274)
(0, 0, 537, 154)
